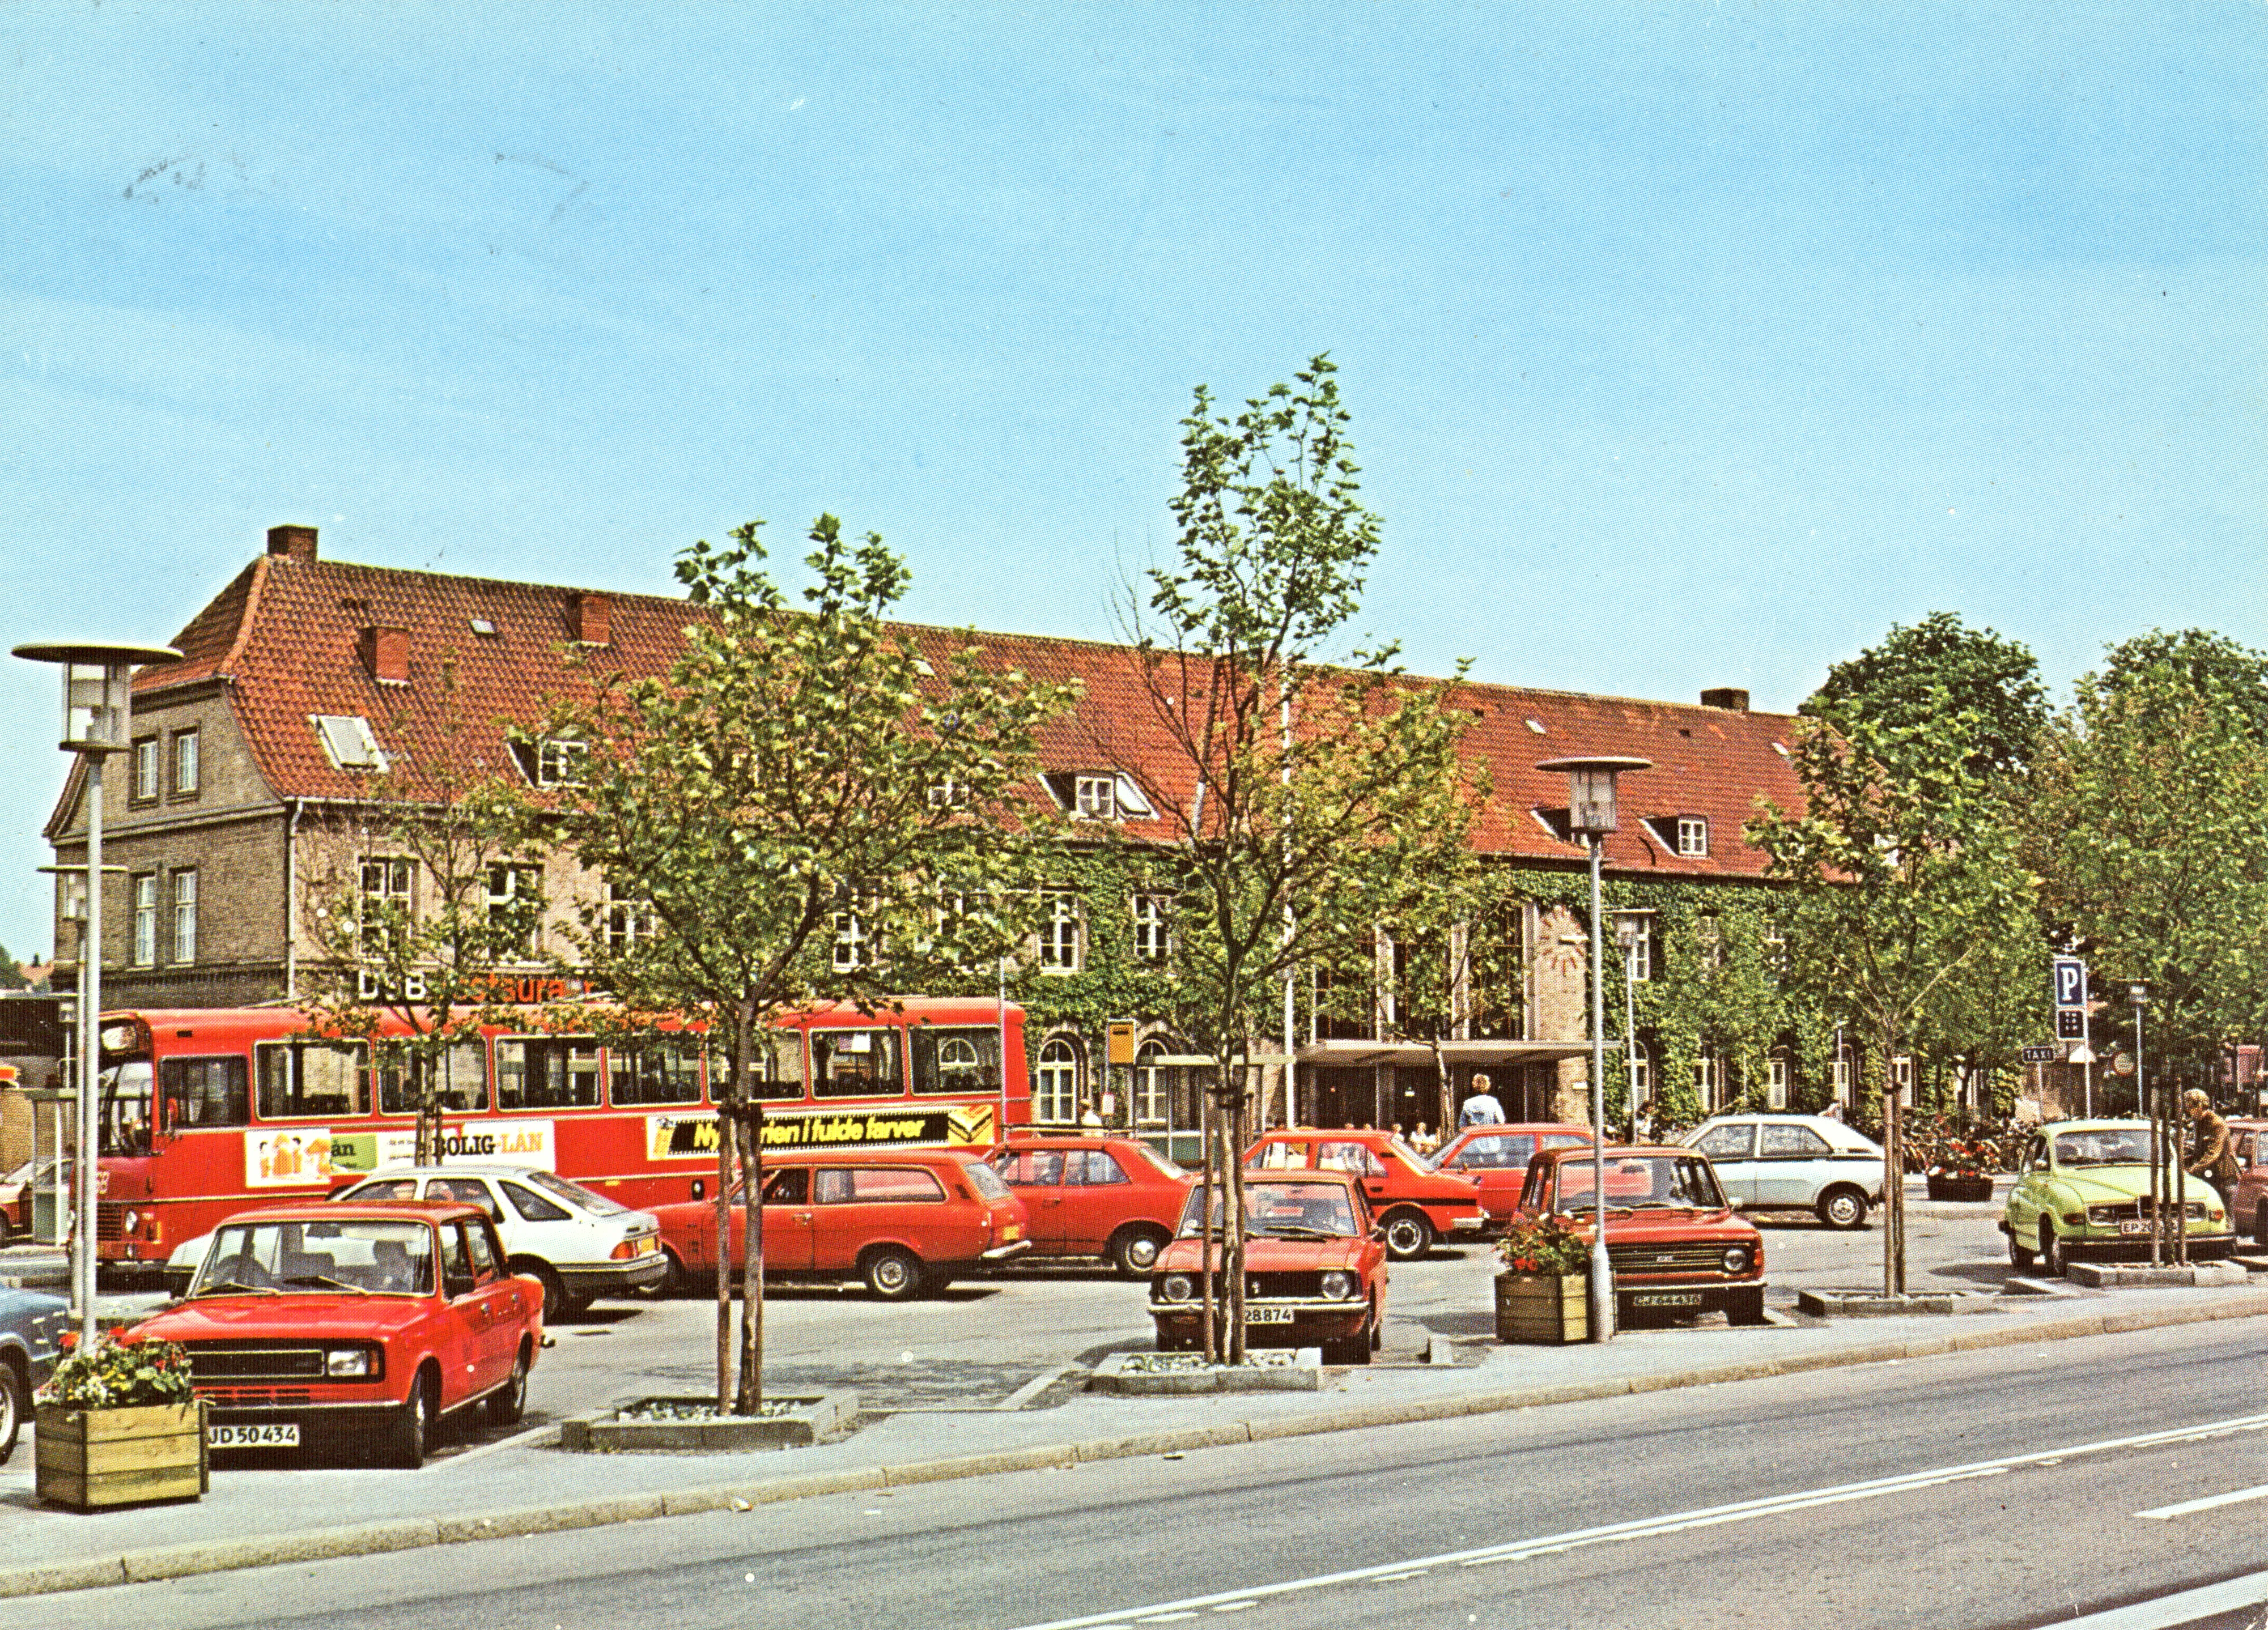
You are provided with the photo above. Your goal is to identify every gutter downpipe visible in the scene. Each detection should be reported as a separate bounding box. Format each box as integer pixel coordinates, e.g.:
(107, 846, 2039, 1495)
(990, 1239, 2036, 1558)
(284, 799, 304, 1002)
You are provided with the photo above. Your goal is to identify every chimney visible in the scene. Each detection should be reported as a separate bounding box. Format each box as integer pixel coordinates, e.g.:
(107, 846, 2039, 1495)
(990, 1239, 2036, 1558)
(267, 524, 318, 562)
(358, 625, 410, 685)
(1700, 687, 1750, 712)
(568, 591, 612, 647)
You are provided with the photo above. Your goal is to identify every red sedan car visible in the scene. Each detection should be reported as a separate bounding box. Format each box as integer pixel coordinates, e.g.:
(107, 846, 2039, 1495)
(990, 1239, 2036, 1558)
(125, 1201, 543, 1469)
(1429, 1122, 1596, 1224)
(991, 1134, 1195, 1276)
(1517, 1146, 1767, 1326)
(1246, 1127, 1486, 1261)
(1149, 1169, 1387, 1365)
(650, 1148, 1029, 1299)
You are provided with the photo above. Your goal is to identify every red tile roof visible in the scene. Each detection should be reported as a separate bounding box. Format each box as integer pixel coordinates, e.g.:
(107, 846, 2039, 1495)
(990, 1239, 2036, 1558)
(131, 548, 1803, 880)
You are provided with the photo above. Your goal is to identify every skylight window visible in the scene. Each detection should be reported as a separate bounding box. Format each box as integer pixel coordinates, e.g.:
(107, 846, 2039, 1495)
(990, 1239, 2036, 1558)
(469, 618, 499, 637)
(312, 714, 389, 772)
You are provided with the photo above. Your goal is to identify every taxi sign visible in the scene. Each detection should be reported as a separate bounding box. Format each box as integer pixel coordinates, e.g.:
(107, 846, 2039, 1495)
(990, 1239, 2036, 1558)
(2019, 1045, 2060, 1063)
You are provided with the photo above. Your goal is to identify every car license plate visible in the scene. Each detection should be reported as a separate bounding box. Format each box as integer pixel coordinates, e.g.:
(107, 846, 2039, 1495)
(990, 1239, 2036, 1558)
(209, 1422, 298, 1449)
(633, 1236, 657, 1256)
(2119, 1220, 2151, 1236)
(1245, 1306, 1294, 1323)
(1630, 1291, 1702, 1308)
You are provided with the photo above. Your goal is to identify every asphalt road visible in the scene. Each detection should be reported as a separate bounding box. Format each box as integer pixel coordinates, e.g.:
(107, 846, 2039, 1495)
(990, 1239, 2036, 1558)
(13, 1314, 2262, 1630)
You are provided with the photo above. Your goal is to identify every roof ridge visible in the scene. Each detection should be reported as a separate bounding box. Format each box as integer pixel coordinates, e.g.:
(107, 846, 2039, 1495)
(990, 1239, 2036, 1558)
(219, 554, 273, 679)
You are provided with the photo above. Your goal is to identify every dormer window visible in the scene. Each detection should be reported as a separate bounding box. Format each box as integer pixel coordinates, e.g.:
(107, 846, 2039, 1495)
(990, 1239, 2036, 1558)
(1676, 816, 1710, 857)
(1043, 771, 1154, 822)
(536, 737, 587, 788)
(1076, 775, 1117, 821)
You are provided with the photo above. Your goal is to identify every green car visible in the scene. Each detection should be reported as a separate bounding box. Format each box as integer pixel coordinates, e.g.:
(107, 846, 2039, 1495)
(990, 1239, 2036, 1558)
(2002, 1119, 2236, 1275)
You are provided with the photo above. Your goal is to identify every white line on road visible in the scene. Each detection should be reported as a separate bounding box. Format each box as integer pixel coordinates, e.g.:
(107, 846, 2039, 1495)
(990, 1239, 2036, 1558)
(1004, 1411, 2268, 1630)
(2135, 1483, 2268, 1520)
(2027, 1567, 2268, 1629)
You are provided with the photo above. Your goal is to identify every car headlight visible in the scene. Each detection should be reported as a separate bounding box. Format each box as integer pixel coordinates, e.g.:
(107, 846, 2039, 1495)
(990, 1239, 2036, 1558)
(122, 1209, 141, 1236)
(1158, 1273, 1195, 1304)
(1721, 1246, 1749, 1274)
(326, 1347, 376, 1378)
(1320, 1270, 1357, 1300)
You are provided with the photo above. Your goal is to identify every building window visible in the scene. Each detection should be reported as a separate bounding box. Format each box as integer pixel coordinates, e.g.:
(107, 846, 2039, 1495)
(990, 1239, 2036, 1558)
(171, 729, 200, 797)
(132, 737, 161, 802)
(1131, 894, 1169, 964)
(1696, 912, 1725, 970)
(1676, 816, 1709, 857)
(359, 858, 414, 957)
(1074, 775, 1118, 822)
(486, 863, 543, 958)
(604, 884, 653, 953)
(131, 873, 159, 966)
(1767, 1051, 1790, 1110)
(1039, 892, 1082, 973)
(832, 900, 869, 972)
(1628, 1037, 1651, 1109)
(1035, 1037, 1079, 1123)
(1133, 1039, 1171, 1125)
(171, 870, 198, 964)
(313, 714, 389, 772)
(535, 737, 588, 788)
(1693, 1048, 1728, 1112)
(1617, 913, 1653, 982)
(1762, 921, 1787, 975)
(925, 778, 966, 810)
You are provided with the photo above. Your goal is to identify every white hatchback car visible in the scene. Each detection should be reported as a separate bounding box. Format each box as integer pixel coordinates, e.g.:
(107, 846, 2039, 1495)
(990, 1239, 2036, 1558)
(164, 1164, 666, 1320)
(1680, 1114, 1886, 1229)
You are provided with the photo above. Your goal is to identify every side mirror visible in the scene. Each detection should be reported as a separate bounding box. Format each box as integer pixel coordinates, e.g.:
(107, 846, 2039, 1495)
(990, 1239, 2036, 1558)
(1370, 1225, 1388, 1242)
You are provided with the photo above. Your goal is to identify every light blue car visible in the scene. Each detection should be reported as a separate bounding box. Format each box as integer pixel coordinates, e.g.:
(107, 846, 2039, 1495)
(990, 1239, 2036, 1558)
(0, 1283, 70, 1463)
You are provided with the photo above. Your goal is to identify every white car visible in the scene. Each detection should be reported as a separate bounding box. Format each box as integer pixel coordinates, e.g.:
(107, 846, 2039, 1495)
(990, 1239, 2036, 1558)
(1680, 1113, 1886, 1229)
(164, 1164, 666, 1319)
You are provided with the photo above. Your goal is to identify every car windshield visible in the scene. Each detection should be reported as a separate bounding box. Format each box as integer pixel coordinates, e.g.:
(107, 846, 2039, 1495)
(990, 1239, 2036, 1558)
(1549, 1154, 1725, 1212)
(1177, 1180, 1358, 1239)
(517, 1167, 628, 1215)
(2054, 1127, 2155, 1167)
(193, 1218, 435, 1296)
(961, 1159, 1014, 1201)
(1128, 1142, 1188, 1180)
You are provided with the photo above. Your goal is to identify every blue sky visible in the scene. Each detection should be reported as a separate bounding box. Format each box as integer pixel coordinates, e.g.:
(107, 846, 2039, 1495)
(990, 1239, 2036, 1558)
(3, 2, 2262, 958)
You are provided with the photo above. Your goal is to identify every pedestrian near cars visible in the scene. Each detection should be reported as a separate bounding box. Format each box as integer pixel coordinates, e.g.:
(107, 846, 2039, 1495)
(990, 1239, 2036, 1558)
(1459, 1074, 1505, 1127)
(2183, 1089, 2240, 1195)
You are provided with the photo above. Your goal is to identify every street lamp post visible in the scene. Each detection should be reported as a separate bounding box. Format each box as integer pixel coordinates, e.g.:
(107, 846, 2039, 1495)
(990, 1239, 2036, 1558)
(1539, 754, 1650, 1345)
(2129, 981, 2160, 1267)
(13, 640, 182, 1348)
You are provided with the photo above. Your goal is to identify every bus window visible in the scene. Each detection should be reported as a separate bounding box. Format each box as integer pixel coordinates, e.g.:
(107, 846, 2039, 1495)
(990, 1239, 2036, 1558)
(376, 1041, 488, 1116)
(911, 1027, 1000, 1095)
(100, 1059, 155, 1156)
(610, 1041, 702, 1106)
(255, 1040, 369, 1120)
(715, 1030, 809, 1102)
(810, 1029, 902, 1098)
(496, 1037, 601, 1110)
(162, 1056, 250, 1130)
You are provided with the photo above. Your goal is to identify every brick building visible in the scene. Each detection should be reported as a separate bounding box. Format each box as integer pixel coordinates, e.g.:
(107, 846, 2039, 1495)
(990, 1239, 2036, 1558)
(41, 524, 1812, 1143)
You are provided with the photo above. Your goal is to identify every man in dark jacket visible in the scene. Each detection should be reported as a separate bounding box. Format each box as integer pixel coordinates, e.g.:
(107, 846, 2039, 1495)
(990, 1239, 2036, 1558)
(2184, 1089, 2240, 1195)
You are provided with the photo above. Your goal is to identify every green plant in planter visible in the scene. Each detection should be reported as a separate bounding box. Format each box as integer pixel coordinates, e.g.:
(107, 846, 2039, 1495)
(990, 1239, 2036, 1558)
(1495, 1212, 1590, 1277)
(38, 1337, 196, 1410)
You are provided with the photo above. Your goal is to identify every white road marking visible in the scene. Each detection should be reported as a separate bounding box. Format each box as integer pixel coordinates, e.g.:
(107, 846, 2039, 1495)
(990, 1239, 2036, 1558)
(2027, 1567, 2268, 1628)
(2135, 1483, 2268, 1520)
(1004, 1411, 2268, 1630)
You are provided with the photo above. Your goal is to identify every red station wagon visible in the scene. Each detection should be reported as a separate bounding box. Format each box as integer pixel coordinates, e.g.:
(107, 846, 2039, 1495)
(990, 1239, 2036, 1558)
(1149, 1169, 1387, 1364)
(1518, 1146, 1768, 1326)
(991, 1134, 1196, 1276)
(125, 1201, 543, 1469)
(1246, 1127, 1486, 1261)
(1429, 1122, 1596, 1224)
(649, 1148, 1030, 1300)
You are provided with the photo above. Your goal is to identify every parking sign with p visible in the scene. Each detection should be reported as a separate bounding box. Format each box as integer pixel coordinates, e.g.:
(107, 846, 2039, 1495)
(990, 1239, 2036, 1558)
(2052, 958, 2087, 1011)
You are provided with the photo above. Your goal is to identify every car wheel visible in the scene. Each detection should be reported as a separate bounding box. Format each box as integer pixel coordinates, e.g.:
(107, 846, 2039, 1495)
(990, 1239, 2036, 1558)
(2041, 1223, 2069, 1279)
(2007, 1229, 2036, 1271)
(862, 1246, 925, 1301)
(1110, 1226, 1170, 1279)
(1726, 1287, 1769, 1326)
(1380, 1211, 1433, 1261)
(517, 1263, 567, 1323)
(1816, 1188, 1869, 1230)
(0, 1357, 24, 1466)
(384, 1369, 436, 1470)
(486, 1344, 530, 1428)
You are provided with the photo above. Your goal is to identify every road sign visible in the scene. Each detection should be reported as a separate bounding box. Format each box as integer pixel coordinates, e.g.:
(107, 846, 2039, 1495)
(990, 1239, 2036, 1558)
(2056, 1008, 2086, 1040)
(2019, 1045, 2061, 1063)
(2112, 1050, 2135, 1077)
(2053, 957, 2087, 1010)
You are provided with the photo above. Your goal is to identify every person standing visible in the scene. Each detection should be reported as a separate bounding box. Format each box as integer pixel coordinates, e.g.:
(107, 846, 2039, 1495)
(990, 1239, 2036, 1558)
(1458, 1074, 1506, 1127)
(2184, 1088, 2240, 1196)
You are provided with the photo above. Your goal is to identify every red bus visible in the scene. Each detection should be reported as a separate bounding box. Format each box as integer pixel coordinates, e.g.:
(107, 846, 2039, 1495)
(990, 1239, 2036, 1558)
(88, 997, 1029, 1267)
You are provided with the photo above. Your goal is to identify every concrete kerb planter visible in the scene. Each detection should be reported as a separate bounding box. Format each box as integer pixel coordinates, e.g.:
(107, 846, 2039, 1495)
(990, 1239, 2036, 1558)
(1090, 1351, 1323, 1395)
(1796, 1289, 1964, 1318)
(559, 1391, 858, 1453)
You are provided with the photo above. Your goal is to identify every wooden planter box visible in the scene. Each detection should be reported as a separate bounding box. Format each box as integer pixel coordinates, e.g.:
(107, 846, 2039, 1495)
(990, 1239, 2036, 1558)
(35, 1401, 208, 1511)
(1495, 1272, 1588, 1344)
(1926, 1174, 1995, 1203)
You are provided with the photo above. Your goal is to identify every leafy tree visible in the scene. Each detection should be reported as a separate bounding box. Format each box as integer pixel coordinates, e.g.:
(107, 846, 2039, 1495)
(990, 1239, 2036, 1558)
(1749, 695, 2038, 1295)
(0, 944, 26, 991)
(1125, 356, 1479, 1361)
(536, 516, 1073, 1412)
(2031, 632, 2268, 1100)
(1804, 611, 2049, 782)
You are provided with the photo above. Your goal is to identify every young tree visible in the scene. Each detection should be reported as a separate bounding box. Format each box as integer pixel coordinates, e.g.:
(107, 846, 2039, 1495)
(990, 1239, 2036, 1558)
(1748, 696, 2039, 1295)
(1125, 356, 1479, 1361)
(537, 516, 1073, 1412)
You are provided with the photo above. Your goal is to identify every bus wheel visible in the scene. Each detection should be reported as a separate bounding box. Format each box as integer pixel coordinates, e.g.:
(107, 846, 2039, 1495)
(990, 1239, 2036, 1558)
(862, 1246, 924, 1301)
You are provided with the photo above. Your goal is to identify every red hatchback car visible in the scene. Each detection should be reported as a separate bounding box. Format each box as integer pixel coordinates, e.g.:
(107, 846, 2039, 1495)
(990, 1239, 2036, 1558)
(1518, 1146, 1768, 1326)
(1429, 1122, 1596, 1224)
(1246, 1127, 1486, 1261)
(125, 1201, 543, 1469)
(991, 1135, 1195, 1276)
(1149, 1169, 1387, 1364)
(649, 1148, 1029, 1300)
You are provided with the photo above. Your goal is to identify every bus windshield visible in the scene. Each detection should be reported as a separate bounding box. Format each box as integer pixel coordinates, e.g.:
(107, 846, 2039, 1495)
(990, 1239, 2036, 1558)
(98, 1058, 154, 1157)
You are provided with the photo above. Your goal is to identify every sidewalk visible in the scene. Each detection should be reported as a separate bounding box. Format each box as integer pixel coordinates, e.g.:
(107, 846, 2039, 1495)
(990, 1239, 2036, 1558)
(3, 1258, 2263, 1601)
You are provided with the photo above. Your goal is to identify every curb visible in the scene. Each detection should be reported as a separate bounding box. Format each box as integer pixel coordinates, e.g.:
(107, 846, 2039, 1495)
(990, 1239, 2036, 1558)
(4, 1293, 2262, 1600)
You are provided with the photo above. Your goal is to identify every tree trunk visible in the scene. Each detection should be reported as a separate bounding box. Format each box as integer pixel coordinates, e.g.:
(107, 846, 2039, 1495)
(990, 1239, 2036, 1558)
(1197, 1092, 1216, 1362)
(1226, 1067, 1248, 1365)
